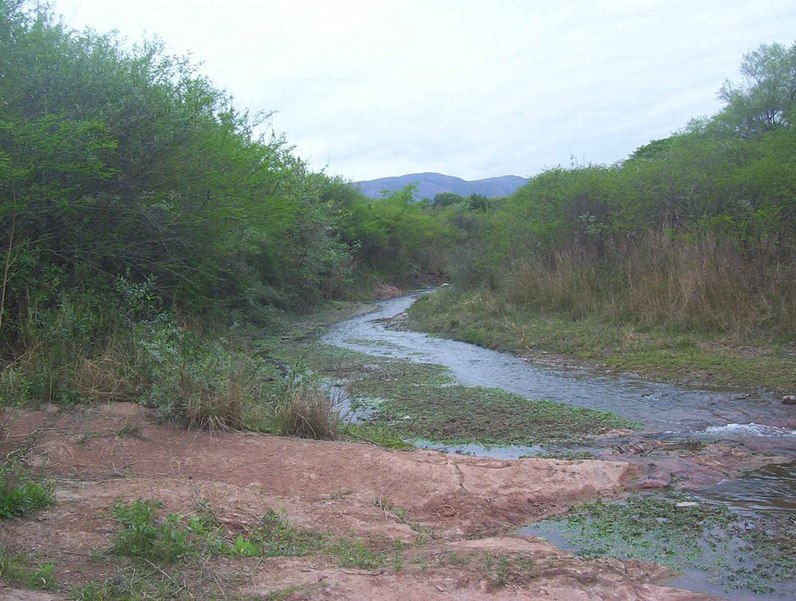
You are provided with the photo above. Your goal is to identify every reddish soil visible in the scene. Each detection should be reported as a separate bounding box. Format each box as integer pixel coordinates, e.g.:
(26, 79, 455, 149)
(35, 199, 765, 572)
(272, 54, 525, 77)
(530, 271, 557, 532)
(0, 403, 721, 600)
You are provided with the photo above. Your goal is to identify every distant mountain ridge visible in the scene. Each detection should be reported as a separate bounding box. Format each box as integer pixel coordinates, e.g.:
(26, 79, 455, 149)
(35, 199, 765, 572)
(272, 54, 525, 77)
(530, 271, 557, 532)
(354, 172, 528, 200)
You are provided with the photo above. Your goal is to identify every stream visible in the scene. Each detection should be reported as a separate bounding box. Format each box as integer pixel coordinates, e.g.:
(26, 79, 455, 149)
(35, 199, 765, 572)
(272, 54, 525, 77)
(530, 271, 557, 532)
(322, 291, 796, 600)
(323, 292, 794, 447)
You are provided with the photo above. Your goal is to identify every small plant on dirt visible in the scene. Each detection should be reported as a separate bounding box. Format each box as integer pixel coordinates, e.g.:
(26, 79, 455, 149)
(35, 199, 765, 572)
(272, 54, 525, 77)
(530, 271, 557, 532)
(0, 461, 55, 519)
(252, 509, 326, 557)
(69, 566, 188, 600)
(330, 539, 385, 570)
(0, 547, 57, 591)
(111, 500, 194, 563)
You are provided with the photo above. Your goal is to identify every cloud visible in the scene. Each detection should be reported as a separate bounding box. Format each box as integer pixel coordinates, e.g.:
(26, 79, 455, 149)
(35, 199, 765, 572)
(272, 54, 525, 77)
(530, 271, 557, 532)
(52, 0, 796, 180)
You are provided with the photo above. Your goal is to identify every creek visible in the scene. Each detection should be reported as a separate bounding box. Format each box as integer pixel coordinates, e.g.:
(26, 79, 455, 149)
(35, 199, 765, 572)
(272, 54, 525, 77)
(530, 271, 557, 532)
(322, 291, 795, 600)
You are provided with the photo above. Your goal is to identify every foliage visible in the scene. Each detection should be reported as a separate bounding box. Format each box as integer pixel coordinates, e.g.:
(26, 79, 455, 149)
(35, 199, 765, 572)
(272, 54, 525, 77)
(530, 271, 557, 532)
(0, 0, 453, 418)
(272, 379, 340, 440)
(0, 461, 55, 519)
(0, 547, 56, 590)
(435, 41, 796, 341)
(111, 500, 195, 563)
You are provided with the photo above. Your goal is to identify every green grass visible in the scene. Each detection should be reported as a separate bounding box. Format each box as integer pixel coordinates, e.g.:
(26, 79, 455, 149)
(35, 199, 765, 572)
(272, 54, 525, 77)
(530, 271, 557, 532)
(0, 547, 57, 591)
(0, 462, 55, 519)
(270, 337, 636, 446)
(408, 289, 796, 391)
(530, 493, 796, 594)
(68, 566, 190, 600)
(111, 500, 197, 563)
(348, 362, 638, 446)
(108, 497, 407, 578)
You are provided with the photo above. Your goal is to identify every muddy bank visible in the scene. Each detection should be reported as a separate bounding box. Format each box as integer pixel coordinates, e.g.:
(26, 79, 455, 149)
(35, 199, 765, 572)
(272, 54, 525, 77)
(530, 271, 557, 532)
(0, 402, 720, 600)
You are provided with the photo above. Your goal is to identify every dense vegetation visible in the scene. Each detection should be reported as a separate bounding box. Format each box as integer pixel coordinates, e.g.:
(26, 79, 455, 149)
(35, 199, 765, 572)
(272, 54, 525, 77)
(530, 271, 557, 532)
(1, 0, 793, 421)
(431, 42, 794, 337)
(411, 42, 795, 384)
(0, 1, 448, 418)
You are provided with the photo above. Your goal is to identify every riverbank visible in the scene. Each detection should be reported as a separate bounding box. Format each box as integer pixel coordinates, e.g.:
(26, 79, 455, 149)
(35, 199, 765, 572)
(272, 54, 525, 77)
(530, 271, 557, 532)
(0, 401, 722, 601)
(406, 288, 796, 393)
(3, 291, 793, 599)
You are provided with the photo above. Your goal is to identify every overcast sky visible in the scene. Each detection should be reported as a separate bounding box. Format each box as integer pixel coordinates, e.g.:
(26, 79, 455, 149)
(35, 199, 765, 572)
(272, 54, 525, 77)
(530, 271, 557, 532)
(50, 0, 796, 182)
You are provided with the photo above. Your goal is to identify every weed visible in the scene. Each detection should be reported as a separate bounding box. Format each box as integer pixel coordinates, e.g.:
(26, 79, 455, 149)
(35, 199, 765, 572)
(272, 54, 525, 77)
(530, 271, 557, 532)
(330, 539, 385, 570)
(28, 561, 56, 590)
(529, 493, 796, 594)
(341, 422, 411, 449)
(0, 547, 57, 591)
(0, 462, 55, 519)
(351, 370, 638, 446)
(110, 500, 194, 563)
(253, 509, 326, 557)
(68, 566, 188, 600)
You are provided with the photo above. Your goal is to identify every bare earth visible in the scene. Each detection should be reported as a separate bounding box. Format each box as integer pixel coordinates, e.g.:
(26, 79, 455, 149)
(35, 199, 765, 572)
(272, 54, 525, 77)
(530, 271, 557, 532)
(0, 403, 721, 600)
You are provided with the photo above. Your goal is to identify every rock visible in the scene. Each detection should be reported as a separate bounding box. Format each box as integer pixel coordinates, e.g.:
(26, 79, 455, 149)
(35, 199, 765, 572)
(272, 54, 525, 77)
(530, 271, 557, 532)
(675, 501, 700, 509)
(782, 395, 796, 405)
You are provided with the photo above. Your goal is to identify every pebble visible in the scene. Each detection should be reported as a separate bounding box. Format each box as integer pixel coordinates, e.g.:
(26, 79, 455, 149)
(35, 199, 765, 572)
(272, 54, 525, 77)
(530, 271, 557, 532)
(782, 395, 796, 405)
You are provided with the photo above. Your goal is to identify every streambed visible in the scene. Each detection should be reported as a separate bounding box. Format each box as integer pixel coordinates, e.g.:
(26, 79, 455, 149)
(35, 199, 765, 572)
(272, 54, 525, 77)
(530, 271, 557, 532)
(322, 290, 796, 599)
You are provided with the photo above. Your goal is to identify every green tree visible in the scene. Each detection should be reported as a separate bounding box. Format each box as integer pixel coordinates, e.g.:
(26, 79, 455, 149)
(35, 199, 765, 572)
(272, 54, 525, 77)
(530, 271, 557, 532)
(718, 41, 796, 134)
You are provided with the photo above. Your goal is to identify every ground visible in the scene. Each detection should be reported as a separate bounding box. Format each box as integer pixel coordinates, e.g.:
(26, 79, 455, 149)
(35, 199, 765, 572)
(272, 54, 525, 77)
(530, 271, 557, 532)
(0, 402, 725, 600)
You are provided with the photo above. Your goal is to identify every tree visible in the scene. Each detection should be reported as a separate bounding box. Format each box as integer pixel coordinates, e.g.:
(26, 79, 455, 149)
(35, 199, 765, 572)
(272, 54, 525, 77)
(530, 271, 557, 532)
(718, 41, 796, 134)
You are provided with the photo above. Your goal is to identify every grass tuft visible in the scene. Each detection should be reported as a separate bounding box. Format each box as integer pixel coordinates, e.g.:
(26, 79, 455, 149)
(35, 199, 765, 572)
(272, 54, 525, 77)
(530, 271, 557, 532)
(0, 462, 55, 519)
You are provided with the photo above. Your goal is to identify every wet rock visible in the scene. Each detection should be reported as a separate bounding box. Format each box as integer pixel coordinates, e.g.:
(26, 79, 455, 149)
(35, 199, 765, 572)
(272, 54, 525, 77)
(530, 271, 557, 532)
(782, 395, 796, 405)
(675, 501, 700, 509)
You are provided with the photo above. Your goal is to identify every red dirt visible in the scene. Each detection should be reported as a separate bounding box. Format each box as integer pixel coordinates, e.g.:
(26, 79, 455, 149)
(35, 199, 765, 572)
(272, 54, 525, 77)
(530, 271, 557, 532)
(0, 403, 721, 600)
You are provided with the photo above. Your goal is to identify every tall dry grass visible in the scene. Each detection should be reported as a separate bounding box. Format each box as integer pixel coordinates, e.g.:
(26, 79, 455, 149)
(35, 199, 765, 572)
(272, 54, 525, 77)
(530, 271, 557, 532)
(503, 231, 795, 337)
(274, 380, 339, 440)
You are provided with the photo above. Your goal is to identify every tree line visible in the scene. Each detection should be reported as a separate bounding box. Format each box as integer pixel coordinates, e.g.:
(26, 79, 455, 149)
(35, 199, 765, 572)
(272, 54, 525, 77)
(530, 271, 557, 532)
(429, 41, 795, 337)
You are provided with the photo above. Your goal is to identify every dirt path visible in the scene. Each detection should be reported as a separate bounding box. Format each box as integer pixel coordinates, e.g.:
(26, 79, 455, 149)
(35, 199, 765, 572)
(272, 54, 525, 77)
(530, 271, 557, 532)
(0, 403, 720, 600)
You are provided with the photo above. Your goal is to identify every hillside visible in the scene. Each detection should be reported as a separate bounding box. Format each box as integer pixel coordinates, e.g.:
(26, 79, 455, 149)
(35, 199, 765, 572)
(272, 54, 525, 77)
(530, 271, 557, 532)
(355, 172, 528, 200)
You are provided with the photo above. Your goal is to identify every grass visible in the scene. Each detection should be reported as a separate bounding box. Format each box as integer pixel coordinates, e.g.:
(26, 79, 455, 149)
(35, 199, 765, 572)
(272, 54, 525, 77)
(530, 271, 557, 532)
(347, 361, 638, 446)
(408, 288, 796, 391)
(0, 547, 57, 591)
(0, 462, 55, 519)
(529, 493, 796, 595)
(270, 338, 637, 446)
(110, 500, 197, 563)
(68, 566, 191, 600)
(109, 498, 406, 574)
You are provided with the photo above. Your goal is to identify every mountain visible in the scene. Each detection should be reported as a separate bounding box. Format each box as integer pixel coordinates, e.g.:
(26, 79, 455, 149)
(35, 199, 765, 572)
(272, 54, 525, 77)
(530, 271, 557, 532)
(354, 172, 528, 200)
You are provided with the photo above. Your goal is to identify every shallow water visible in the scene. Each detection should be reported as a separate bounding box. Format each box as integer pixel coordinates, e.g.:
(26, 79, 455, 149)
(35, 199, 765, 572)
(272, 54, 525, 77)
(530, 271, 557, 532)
(323, 291, 795, 440)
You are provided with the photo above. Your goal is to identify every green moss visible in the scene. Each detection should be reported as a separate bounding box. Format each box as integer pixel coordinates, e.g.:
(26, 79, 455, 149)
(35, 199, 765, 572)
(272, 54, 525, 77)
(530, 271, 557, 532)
(531, 494, 796, 594)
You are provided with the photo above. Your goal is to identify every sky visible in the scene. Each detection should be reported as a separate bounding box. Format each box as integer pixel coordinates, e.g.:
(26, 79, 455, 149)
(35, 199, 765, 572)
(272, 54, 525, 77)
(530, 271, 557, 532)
(49, 0, 796, 182)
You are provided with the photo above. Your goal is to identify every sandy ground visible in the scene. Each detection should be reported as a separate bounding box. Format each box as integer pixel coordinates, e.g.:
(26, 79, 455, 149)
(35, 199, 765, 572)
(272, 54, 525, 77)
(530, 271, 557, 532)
(0, 403, 722, 600)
